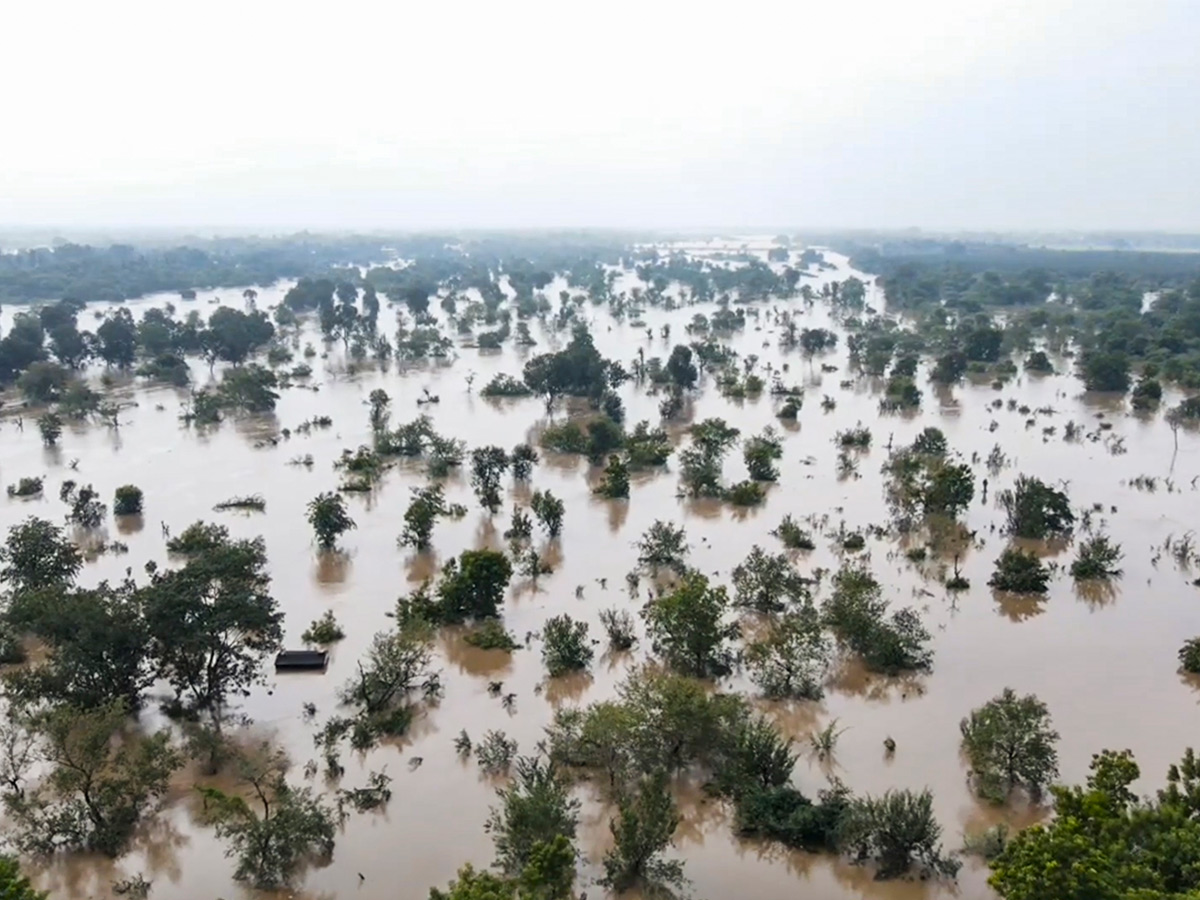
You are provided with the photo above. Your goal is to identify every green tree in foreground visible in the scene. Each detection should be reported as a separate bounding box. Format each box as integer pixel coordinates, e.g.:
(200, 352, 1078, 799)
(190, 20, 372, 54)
(989, 548, 1051, 593)
(541, 615, 593, 677)
(998, 475, 1074, 540)
(600, 776, 686, 897)
(200, 744, 335, 889)
(4, 702, 181, 857)
(840, 789, 960, 880)
(0, 517, 82, 594)
(0, 855, 46, 900)
(486, 756, 579, 878)
(988, 747, 1200, 900)
(960, 688, 1059, 802)
(307, 492, 356, 549)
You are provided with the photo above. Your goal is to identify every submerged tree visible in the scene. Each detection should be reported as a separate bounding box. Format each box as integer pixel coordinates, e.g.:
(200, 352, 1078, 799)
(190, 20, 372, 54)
(486, 755, 579, 877)
(5, 701, 180, 857)
(600, 775, 687, 897)
(840, 789, 960, 879)
(989, 549, 1051, 594)
(200, 743, 336, 889)
(541, 615, 593, 677)
(306, 492, 356, 549)
(642, 570, 738, 678)
(399, 483, 448, 551)
(1070, 533, 1123, 580)
(998, 475, 1074, 540)
(960, 688, 1059, 802)
(471, 446, 511, 514)
(530, 489, 565, 538)
(744, 604, 832, 700)
(635, 521, 689, 575)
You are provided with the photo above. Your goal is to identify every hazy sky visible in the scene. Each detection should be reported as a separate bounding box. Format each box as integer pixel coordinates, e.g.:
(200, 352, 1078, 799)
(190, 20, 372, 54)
(2, 0, 1197, 231)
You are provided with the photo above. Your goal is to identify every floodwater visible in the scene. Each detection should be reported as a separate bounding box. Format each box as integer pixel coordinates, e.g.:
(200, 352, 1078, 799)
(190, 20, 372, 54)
(2, 242, 1199, 900)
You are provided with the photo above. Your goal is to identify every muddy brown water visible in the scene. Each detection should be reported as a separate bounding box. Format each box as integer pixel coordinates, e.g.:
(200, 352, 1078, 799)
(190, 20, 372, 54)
(2, 243, 1199, 899)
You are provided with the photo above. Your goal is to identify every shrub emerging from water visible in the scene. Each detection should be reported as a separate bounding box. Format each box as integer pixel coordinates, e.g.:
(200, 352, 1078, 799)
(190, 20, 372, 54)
(595, 455, 630, 499)
(530, 490, 565, 538)
(464, 620, 519, 652)
(600, 776, 687, 897)
(642, 570, 738, 678)
(6, 477, 43, 498)
(839, 789, 960, 880)
(743, 428, 783, 482)
(541, 615, 593, 676)
(599, 607, 637, 651)
(306, 492, 356, 549)
(823, 566, 932, 675)
(1070, 533, 1123, 580)
(725, 481, 766, 506)
(998, 475, 1074, 539)
(731, 546, 811, 613)
(301, 610, 345, 645)
(113, 484, 143, 516)
(1179, 638, 1200, 674)
(989, 548, 1051, 593)
(486, 756, 579, 877)
(772, 515, 815, 550)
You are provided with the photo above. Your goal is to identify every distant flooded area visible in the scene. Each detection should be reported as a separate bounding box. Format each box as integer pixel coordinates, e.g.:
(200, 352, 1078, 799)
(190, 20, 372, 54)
(1, 236, 1198, 900)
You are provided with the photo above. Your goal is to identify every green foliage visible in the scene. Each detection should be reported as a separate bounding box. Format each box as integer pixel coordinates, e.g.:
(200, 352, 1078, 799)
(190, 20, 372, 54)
(724, 480, 766, 506)
(624, 421, 673, 468)
(885, 448, 975, 520)
(1024, 350, 1054, 373)
(1079, 350, 1131, 392)
(1178, 637, 1200, 673)
(215, 363, 279, 412)
(1070, 533, 1124, 580)
(113, 484, 144, 516)
(743, 428, 783, 482)
(643, 571, 738, 678)
(4, 701, 181, 857)
(301, 610, 345, 645)
(530, 490, 565, 538)
(730, 545, 810, 613)
(1131, 376, 1163, 410)
(306, 492, 356, 549)
(636, 520, 689, 575)
(0, 856, 46, 900)
(541, 615, 593, 676)
(961, 688, 1059, 802)
(600, 776, 686, 897)
(745, 604, 832, 700)
(0, 517, 82, 594)
(464, 620, 519, 652)
(523, 326, 621, 409)
(165, 519, 229, 554)
(37, 413, 63, 447)
(60, 481, 106, 528)
(998, 475, 1075, 539)
(471, 446, 511, 514)
(511, 442, 539, 480)
(987, 748, 1200, 900)
(414, 549, 514, 624)
(333, 618, 435, 746)
(772, 515, 815, 550)
(481, 374, 533, 398)
(823, 565, 932, 674)
(6, 477, 44, 499)
(475, 730, 519, 776)
(400, 483, 448, 551)
(841, 789, 960, 879)
(989, 548, 1051, 593)
(599, 608, 637, 651)
(144, 532, 283, 714)
(200, 745, 335, 889)
(486, 756, 579, 877)
(595, 455, 630, 499)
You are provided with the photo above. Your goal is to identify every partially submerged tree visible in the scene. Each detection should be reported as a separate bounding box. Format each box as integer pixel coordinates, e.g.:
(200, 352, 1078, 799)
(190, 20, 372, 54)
(998, 475, 1074, 539)
(745, 604, 832, 700)
(960, 688, 1059, 802)
(541, 615, 593, 677)
(989, 548, 1051, 594)
(4, 701, 180, 857)
(1070, 533, 1123, 580)
(486, 755, 579, 877)
(471, 446, 511, 514)
(530, 489, 565, 538)
(642, 571, 738, 678)
(635, 521, 689, 576)
(840, 789, 960, 879)
(730, 545, 810, 613)
(306, 492, 356, 549)
(600, 775, 687, 897)
(199, 743, 336, 889)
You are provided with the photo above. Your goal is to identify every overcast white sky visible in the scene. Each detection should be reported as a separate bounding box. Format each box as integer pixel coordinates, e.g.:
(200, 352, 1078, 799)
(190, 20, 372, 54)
(1, 0, 1197, 231)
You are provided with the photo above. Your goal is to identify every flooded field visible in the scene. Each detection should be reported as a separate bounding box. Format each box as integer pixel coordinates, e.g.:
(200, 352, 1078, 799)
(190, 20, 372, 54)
(2, 242, 1198, 900)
